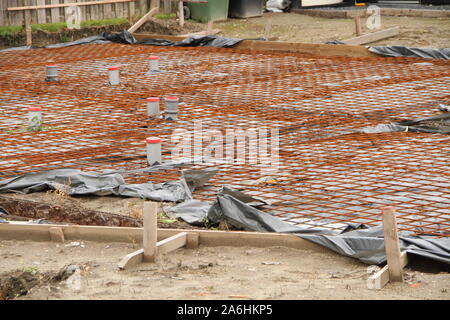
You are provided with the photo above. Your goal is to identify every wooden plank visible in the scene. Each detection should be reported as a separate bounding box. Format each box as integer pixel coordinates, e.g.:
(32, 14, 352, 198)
(0, 0, 5, 27)
(342, 27, 400, 46)
(177, 0, 183, 28)
(49, 227, 65, 242)
(127, 6, 158, 33)
(50, 0, 60, 22)
(127, 0, 135, 21)
(8, 0, 134, 10)
(382, 207, 404, 282)
(118, 248, 143, 269)
(367, 251, 408, 290)
(24, 9, 32, 46)
(132, 33, 378, 58)
(0, 224, 327, 252)
(163, 0, 170, 14)
(104, 1, 112, 19)
(179, 29, 220, 37)
(143, 201, 157, 262)
(36, 0, 46, 23)
(8, 0, 19, 25)
(157, 232, 187, 254)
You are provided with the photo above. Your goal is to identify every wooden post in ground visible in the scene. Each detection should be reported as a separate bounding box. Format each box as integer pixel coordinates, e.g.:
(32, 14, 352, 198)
(264, 16, 272, 40)
(24, 10, 32, 46)
(143, 201, 158, 262)
(354, 16, 362, 36)
(382, 206, 404, 282)
(178, 1, 184, 28)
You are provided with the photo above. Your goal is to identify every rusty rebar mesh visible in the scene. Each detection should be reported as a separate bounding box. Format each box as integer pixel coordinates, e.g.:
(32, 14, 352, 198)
(1, 43, 449, 236)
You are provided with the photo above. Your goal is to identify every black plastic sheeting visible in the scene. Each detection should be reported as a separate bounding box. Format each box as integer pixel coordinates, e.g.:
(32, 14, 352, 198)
(358, 112, 450, 134)
(0, 30, 242, 52)
(325, 40, 449, 60)
(0, 168, 214, 203)
(368, 46, 450, 60)
(165, 186, 450, 265)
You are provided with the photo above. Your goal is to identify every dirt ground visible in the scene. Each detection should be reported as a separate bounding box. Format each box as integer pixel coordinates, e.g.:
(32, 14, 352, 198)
(1, 12, 449, 49)
(214, 12, 450, 48)
(0, 239, 448, 300)
(1, 192, 450, 300)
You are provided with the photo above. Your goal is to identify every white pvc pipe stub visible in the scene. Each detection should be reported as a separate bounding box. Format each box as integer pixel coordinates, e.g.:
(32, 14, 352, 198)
(164, 96, 179, 120)
(28, 107, 42, 130)
(146, 97, 160, 117)
(146, 137, 162, 166)
(148, 56, 160, 73)
(45, 64, 58, 82)
(108, 66, 120, 85)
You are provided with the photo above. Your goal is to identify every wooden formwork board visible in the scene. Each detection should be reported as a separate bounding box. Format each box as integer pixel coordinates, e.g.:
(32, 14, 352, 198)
(132, 33, 378, 58)
(0, 223, 327, 252)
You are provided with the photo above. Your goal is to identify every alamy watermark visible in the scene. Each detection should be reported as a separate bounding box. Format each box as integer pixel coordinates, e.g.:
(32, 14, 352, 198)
(366, 5, 381, 30)
(171, 120, 280, 174)
(65, 6, 81, 30)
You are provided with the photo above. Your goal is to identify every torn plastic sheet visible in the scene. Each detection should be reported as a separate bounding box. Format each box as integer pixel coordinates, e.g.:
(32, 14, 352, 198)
(369, 46, 450, 60)
(0, 168, 213, 203)
(0, 31, 242, 52)
(164, 186, 269, 225)
(205, 194, 450, 265)
(358, 113, 450, 134)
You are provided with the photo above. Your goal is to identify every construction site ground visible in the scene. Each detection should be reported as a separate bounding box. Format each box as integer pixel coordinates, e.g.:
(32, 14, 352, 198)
(1, 239, 449, 300)
(1, 10, 450, 301)
(1, 12, 449, 48)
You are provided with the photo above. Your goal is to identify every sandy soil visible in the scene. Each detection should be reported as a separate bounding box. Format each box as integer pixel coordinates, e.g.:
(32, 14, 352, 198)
(1, 12, 449, 49)
(0, 239, 449, 300)
(215, 12, 450, 48)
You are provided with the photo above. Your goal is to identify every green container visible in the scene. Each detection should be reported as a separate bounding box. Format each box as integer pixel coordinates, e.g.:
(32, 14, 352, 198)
(187, 0, 230, 22)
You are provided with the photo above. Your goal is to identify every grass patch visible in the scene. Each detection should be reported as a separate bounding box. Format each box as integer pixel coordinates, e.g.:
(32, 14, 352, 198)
(81, 17, 128, 28)
(155, 13, 177, 20)
(0, 18, 128, 36)
(0, 25, 23, 36)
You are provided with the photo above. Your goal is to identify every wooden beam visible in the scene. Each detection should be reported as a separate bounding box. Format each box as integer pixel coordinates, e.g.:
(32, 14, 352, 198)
(118, 248, 143, 269)
(49, 227, 65, 242)
(264, 16, 272, 40)
(179, 29, 220, 37)
(24, 9, 32, 46)
(51, 0, 60, 23)
(342, 27, 400, 46)
(132, 33, 378, 58)
(178, 0, 184, 28)
(157, 232, 187, 254)
(143, 202, 157, 262)
(127, 6, 158, 33)
(382, 207, 404, 282)
(367, 251, 408, 290)
(0, 223, 326, 252)
(8, 0, 134, 11)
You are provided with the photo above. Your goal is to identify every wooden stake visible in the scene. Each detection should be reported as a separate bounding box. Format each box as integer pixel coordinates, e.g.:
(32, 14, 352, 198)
(207, 20, 213, 35)
(178, 1, 184, 28)
(186, 232, 199, 249)
(382, 207, 404, 282)
(264, 16, 272, 40)
(143, 202, 158, 262)
(367, 251, 408, 290)
(24, 10, 32, 46)
(49, 227, 65, 242)
(354, 16, 362, 36)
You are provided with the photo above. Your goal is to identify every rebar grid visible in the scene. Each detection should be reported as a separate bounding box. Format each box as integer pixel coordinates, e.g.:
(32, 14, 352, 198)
(1, 43, 449, 236)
